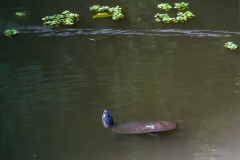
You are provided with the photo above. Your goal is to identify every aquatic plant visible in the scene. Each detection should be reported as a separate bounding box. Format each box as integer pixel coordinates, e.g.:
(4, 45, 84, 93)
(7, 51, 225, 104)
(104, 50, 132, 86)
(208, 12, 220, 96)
(62, 10, 70, 15)
(174, 2, 189, 11)
(224, 42, 238, 50)
(176, 12, 187, 22)
(43, 20, 60, 26)
(184, 11, 195, 18)
(63, 10, 79, 19)
(170, 17, 178, 23)
(154, 13, 178, 23)
(63, 18, 74, 26)
(89, 5, 124, 20)
(56, 14, 64, 19)
(89, 5, 101, 12)
(157, 3, 172, 11)
(16, 12, 25, 18)
(175, 15, 186, 22)
(155, 19, 161, 22)
(98, 6, 110, 12)
(154, 13, 173, 23)
(164, 17, 176, 23)
(154, 13, 171, 23)
(154, 6, 195, 23)
(4, 29, 19, 38)
(112, 6, 124, 20)
(42, 10, 80, 26)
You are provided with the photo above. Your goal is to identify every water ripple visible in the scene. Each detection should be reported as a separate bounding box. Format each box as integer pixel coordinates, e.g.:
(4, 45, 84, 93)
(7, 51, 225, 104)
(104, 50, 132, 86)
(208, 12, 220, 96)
(3, 26, 238, 37)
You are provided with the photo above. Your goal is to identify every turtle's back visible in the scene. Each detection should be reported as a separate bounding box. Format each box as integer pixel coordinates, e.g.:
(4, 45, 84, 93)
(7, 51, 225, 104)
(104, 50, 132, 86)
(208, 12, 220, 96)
(111, 121, 176, 134)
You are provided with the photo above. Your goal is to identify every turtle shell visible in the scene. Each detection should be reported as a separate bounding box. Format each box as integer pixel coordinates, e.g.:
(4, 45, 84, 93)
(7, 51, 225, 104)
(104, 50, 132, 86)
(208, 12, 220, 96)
(111, 121, 176, 134)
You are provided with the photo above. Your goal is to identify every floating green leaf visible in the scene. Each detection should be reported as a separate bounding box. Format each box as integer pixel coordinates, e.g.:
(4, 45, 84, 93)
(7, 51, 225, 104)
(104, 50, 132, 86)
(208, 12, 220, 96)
(42, 10, 80, 26)
(157, 3, 172, 11)
(62, 10, 70, 15)
(174, 2, 189, 11)
(154, 13, 169, 19)
(63, 18, 74, 26)
(171, 17, 178, 23)
(4, 29, 19, 38)
(176, 15, 186, 22)
(89, 5, 100, 12)
(184, 11, 195, 18)
(154, 9, 195, 23)
(93, 13, 112, 18)
(16, 12, 25, 18)
(224, 42, 238, 50)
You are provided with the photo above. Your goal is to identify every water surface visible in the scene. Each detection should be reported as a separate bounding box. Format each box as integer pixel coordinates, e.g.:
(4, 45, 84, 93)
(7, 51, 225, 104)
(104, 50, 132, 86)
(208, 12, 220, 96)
(0, 0, 240, 160)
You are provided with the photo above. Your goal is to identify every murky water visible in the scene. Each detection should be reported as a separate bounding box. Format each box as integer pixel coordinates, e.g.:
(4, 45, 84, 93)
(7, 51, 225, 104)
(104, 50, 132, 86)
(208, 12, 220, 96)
(0, 0, 240, 160)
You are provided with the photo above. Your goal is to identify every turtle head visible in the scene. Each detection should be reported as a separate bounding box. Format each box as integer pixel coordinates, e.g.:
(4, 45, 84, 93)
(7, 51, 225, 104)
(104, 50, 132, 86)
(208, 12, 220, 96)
(102, 109, 114, 128)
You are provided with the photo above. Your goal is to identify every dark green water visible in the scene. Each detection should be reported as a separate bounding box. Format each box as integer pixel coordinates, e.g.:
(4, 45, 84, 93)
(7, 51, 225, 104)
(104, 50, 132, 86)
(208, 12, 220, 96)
(0, 0, 240, 160)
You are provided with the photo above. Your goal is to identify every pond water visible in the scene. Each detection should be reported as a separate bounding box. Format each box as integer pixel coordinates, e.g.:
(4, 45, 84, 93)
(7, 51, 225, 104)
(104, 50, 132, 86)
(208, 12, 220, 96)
(0, 0, 240, 160)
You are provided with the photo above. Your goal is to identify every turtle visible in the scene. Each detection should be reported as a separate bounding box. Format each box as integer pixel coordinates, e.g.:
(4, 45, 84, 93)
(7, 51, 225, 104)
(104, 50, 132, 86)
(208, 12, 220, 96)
(102, 109, 177, 138)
